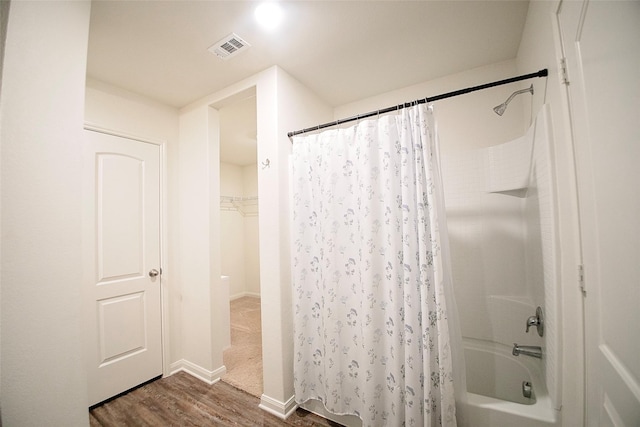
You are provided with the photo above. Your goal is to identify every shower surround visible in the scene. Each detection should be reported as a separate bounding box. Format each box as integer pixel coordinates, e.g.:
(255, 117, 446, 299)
(442, 106, 560, 426)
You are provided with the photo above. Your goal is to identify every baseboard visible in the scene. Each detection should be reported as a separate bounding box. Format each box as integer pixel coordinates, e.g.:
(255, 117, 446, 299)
(259, 393, 297, 419)
(169, 359, 226, 385)
(230, 292, 261, 301)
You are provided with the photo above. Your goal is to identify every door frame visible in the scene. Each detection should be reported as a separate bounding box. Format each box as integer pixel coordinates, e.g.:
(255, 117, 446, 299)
(551, 1, 588, 423)
(554, 0, 640, 424)
(83, 122, 170, 378)
(211, 86, 264, 390)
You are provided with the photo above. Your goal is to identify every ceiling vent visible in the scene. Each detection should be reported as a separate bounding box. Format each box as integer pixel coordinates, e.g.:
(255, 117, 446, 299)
(208, 33, 251, 60)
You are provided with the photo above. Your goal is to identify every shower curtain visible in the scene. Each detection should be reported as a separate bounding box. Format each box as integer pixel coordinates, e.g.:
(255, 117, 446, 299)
(291, 104, 456, 426)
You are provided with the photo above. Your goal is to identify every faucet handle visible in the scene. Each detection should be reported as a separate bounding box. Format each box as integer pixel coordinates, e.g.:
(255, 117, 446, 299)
(525, 306, 544, 337)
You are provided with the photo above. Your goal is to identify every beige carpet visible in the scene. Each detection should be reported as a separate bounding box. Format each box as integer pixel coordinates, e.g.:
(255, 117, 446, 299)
(222, 296, 263, 398)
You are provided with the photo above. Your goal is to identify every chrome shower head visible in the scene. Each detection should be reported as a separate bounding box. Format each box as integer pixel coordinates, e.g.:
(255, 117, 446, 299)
(493, 103, 508, 116)
(493, 84, 534, 116)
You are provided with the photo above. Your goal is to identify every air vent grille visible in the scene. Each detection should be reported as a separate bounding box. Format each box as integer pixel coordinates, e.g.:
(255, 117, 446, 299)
(208, 33, 251, 60)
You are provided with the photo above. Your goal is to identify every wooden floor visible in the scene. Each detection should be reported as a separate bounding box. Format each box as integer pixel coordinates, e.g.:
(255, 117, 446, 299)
(89, 371, 343, 426)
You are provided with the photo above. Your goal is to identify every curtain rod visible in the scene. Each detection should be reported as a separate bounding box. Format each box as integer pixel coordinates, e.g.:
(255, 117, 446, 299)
(287, 69, 548, 138)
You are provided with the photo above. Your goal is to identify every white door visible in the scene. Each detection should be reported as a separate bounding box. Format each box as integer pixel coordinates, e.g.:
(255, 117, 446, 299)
(557, 1, 640, 425)
(84, 129, 163, 406)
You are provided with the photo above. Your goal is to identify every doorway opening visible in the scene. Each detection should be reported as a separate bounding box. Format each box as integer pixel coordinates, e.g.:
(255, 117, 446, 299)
(216, 89, 263, 398)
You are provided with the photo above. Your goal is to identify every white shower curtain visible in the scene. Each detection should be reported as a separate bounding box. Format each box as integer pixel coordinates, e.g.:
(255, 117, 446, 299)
(291, 104, 456, 427)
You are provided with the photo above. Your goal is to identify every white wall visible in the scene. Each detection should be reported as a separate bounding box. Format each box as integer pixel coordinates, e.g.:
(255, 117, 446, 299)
(84, 79, 182, 366)
(516, 1, 585, 423)
(0, 3, 584, 425)
(243, 164, 260, 296)
(0, 1, 91, 425)
(336, 5, 584, 423)
(85, 78, 179, 140)
(335, 60, 526, 153)
(333, 57, 566, 420)
(335, 62, 530, 335)
(174, 75, 260, 390)
(220, 162, 248, 297)
(177, 66, 333, 416)
(0, 0, 9, 91)
(440, 139, 534, 346)
(268, 67, 334, 410)
(0, 2, 8, 417)
(219, 162, 260, 298)
(175, 105, 224, 381)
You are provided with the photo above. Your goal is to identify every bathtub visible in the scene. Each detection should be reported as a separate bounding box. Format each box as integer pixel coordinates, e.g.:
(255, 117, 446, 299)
(459, 339, 558, 427)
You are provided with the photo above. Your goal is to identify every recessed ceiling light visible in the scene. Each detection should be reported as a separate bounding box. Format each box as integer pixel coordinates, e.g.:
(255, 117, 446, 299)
(254, 2, 283, 31)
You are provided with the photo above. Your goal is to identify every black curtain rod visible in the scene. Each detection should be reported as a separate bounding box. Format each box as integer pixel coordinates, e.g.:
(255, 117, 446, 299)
(288, 69, 548, 138)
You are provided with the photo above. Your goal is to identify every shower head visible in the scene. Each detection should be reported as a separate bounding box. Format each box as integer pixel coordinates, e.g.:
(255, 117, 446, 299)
(493, 84, 534, 116)
(493, 103, 508, 116)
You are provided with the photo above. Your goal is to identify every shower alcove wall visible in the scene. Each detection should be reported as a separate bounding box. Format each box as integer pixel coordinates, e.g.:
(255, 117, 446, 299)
(441, 105, 560, 426)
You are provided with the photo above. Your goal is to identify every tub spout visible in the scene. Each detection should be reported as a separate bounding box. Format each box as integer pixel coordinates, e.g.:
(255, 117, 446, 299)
(512, 343, 542, 359)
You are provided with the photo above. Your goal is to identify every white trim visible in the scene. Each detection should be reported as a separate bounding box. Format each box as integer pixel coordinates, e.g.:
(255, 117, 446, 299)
(230, 291, 261, 301)
(159, 140, 170, 378)
(169, 359, 226, 385)
(84, 122, 166, 146)
(259, 394, 298, 420)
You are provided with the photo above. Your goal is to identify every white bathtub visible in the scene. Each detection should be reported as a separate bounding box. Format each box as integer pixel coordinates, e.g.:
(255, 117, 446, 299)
(459, 339, 558, 427)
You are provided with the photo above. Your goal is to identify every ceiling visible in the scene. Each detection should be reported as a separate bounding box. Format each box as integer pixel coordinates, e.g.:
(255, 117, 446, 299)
(87, 0, 530, 165)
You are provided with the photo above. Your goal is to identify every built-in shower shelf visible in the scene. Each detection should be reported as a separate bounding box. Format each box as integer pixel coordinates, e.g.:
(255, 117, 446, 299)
(220, 195, 258, 216)
(488, 187, 528, 198)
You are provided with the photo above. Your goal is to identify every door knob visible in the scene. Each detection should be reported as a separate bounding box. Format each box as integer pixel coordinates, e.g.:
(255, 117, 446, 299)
(149, 269, 160, 278)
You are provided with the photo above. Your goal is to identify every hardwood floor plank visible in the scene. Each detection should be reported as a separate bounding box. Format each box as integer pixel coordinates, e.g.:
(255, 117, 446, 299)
(89, 371, 343, 426)
(89, 413, 103, 427)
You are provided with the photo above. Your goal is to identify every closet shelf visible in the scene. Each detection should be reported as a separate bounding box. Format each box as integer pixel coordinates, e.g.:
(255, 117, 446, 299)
(220, 195, 258, 217)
